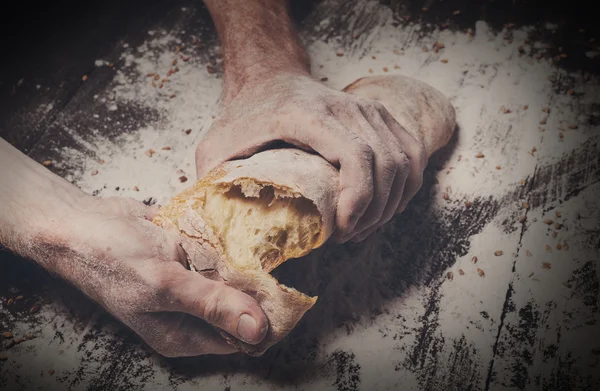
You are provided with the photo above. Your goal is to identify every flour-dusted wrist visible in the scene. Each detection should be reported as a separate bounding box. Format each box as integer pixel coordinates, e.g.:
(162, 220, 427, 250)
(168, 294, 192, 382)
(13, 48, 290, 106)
(0, 137, 96, 275)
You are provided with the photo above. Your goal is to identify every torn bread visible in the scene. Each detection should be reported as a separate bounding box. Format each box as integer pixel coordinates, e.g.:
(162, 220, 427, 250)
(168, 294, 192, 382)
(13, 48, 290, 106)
(153, 75, 456, 356)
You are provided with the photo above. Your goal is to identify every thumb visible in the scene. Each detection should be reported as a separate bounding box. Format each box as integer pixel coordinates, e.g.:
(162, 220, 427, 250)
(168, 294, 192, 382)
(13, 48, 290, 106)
(165, 269, 269, 345)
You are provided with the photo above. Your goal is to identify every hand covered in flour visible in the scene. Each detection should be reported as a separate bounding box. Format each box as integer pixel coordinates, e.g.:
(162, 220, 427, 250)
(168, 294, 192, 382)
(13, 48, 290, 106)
(196, 74, 427, 243)
(53, 197, 269, 357)
(0, 138, 267, 357)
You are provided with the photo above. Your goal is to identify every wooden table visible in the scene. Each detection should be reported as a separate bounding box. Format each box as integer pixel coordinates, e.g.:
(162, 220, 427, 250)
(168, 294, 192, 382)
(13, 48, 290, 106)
(1, 0, 599, 390)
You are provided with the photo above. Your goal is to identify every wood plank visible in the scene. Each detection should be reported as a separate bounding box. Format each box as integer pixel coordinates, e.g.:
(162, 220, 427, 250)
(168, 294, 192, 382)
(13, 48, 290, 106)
(1, 0, 599, 390)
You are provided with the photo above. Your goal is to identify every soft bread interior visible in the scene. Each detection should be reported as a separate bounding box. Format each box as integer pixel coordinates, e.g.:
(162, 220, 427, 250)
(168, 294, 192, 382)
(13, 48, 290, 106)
(198, 182, 323, 274)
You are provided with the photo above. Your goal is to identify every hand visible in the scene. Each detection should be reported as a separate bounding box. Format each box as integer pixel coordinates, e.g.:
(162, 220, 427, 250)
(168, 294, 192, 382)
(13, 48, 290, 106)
(40, 196, 269, 357)
(196, 74, 426, 243)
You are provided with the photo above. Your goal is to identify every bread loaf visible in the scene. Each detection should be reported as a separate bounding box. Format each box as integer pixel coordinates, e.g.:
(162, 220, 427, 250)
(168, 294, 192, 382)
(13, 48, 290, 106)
(153, 75, 456, 355)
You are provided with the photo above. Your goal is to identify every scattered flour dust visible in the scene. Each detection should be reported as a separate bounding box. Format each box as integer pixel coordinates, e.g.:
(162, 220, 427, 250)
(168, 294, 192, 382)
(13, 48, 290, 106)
(25, 2, 595, 390)
(55, 13, 589, 210)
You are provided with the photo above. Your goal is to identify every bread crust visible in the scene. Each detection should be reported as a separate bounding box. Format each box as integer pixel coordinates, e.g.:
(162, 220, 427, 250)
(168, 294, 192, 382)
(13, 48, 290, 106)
(153, 75, 456, 356)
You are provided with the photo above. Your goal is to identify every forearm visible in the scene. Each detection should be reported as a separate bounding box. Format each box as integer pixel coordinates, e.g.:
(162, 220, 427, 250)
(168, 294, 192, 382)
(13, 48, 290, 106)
(203, 0, 310, 103)
(0, 138, 88, 269)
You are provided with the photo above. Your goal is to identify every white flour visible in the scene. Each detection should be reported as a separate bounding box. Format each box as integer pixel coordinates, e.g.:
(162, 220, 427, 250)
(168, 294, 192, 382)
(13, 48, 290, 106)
(9, 1, 597, 390)
(53, 11, 591, 209)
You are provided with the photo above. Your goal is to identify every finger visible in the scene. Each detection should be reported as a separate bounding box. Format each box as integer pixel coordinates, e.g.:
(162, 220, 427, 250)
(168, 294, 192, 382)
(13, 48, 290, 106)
(195, 122, 277, 179)
(136, 312, 237, 357)
(352, 109, 410, 242)
(161, 267, 269, 345)
(332, 104, 396, 242)
(352, 157, 408, 242)
(378, 109, 426, 212)
(294, 115, 374, 240)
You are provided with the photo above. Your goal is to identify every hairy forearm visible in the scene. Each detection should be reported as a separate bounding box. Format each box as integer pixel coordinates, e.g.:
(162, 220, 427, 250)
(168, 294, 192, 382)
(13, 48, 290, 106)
(0, 138, 87, 269)
(203, 0, 310, 103)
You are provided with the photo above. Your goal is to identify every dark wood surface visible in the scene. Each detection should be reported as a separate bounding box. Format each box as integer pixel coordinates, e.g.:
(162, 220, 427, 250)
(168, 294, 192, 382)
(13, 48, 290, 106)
(1, 1, 599, 390)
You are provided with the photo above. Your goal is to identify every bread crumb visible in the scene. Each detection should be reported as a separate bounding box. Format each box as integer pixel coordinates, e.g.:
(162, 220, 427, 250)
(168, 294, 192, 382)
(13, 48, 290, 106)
(42, 160, 53, 167)
(494, 250, 503, 256)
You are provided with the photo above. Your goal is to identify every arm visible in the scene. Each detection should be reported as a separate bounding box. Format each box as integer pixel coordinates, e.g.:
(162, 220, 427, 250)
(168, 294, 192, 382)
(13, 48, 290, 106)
(0, 138, 267, 356)
(199, 0, 427, 243)
(203, 0, 310, 104)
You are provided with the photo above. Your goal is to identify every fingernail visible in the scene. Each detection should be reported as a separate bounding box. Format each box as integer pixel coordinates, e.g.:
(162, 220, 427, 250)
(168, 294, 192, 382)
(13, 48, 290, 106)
(237, 314, 264, 344)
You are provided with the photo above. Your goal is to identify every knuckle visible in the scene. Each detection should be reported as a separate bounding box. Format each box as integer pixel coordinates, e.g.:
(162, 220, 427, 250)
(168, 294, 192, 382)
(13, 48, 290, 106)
(395, 150, 411, 169)
(202, 285, 227, 325)
(352, 141, 374, 164)
(381, 154, 397, 177)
